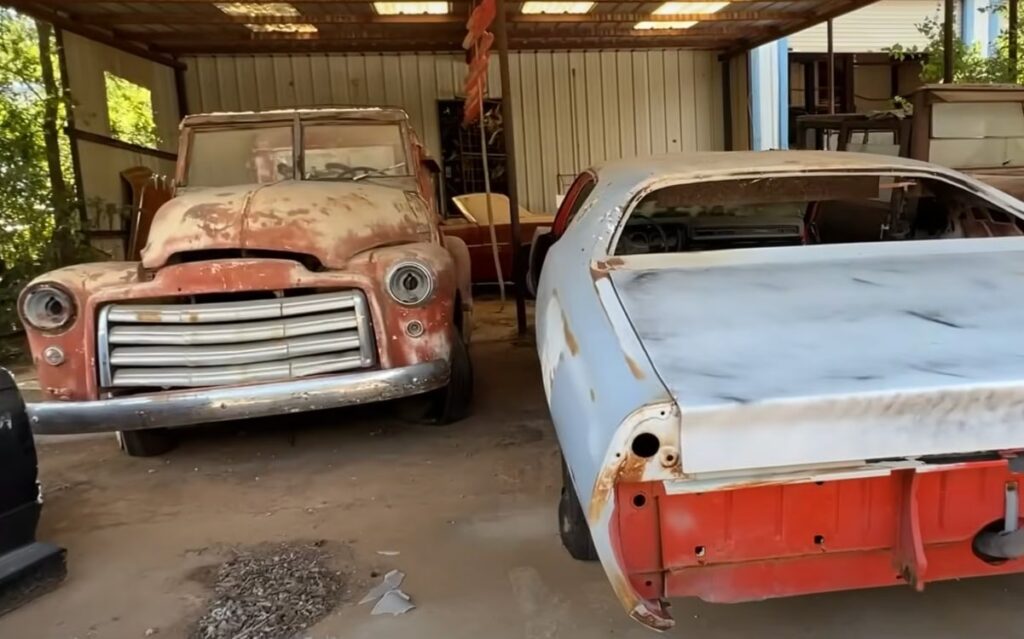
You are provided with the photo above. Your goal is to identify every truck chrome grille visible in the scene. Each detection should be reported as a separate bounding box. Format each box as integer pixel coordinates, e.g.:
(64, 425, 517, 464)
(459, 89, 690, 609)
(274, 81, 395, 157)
(98, 291, 376, 389)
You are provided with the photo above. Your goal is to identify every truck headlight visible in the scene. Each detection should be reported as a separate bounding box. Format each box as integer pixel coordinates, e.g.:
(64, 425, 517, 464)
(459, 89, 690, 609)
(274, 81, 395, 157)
(387, 262, 435, 306)
(21, 284, 76, 331)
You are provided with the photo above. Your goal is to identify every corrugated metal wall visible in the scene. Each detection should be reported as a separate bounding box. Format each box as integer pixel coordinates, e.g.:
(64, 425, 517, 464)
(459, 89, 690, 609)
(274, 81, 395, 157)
(63, 32, 179, 258)
(788, 0, 942, 53)
(183, 50, 726, 213)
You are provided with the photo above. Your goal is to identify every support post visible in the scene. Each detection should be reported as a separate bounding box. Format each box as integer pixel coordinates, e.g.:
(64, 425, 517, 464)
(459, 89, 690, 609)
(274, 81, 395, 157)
(827, 19, 835, 115)
(777, 38, 789, 149)
(722, 58, 733, 151)
(174, 61, 190, 120)
(495, 0, 528, 336)
(943, 0, 955, 83)
(53, 28, 87, 241)
(1011, 0, 1019, 82)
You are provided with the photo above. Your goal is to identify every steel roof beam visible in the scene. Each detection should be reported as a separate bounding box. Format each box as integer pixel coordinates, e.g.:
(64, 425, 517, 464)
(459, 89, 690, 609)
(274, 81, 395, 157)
(81, 11, 796, 24)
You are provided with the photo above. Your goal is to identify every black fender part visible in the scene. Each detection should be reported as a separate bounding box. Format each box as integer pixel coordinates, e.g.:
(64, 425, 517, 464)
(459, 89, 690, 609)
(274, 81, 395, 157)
(0, 368, 66, 617)
(0, 367, 39, 553)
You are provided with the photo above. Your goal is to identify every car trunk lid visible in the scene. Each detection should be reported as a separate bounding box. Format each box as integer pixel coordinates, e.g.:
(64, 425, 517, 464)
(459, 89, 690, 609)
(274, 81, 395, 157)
(608, 238, 1024, 475)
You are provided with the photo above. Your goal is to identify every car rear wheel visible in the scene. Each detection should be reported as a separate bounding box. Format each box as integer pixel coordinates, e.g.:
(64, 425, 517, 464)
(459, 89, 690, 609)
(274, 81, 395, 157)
(117, 429, 177, 457)
(401, 326, 473, 425)
(559, 456, 598, 561)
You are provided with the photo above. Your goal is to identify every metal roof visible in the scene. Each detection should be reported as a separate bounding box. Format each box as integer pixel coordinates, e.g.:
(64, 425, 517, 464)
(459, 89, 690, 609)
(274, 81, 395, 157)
(9, 0, 879, 60)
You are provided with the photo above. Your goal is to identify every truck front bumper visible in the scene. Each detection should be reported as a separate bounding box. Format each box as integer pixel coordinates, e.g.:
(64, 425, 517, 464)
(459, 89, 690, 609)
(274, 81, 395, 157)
(27, 360, 450, 435)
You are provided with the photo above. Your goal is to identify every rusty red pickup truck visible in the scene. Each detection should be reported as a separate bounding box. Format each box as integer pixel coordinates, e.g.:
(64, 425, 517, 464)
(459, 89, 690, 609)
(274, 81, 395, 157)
(19, 107, 474, 456)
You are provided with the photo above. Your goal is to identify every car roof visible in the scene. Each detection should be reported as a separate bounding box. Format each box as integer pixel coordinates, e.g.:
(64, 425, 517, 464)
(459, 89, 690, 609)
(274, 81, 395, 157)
(588, 150, 953, 190)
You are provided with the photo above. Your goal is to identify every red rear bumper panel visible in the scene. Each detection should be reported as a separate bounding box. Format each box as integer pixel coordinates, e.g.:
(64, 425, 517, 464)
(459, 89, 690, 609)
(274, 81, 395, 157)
(614, 459, 1024, 604)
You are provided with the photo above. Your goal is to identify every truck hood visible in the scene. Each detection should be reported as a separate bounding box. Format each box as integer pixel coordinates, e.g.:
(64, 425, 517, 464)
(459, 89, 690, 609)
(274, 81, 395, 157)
(608, 239, 1024, 475)
(141, 180, 434, 270)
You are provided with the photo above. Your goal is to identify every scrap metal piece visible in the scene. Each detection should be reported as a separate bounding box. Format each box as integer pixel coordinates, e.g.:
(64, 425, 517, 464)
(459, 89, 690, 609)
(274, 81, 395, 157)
(371, 589, 415, 616)
(359, 569, 405, 605)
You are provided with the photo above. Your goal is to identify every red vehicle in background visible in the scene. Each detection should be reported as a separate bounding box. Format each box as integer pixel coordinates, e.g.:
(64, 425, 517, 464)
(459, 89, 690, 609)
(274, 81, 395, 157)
(442, 193, 553, 286)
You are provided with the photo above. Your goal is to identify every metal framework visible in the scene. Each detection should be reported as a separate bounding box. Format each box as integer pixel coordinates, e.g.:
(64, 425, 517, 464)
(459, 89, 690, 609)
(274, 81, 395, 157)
(6, 0, 882, 56)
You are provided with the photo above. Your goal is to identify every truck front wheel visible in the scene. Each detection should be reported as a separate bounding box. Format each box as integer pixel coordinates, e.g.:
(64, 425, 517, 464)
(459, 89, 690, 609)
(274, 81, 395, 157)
(400, 326, 473, 425)
(117, 429, 177, 457)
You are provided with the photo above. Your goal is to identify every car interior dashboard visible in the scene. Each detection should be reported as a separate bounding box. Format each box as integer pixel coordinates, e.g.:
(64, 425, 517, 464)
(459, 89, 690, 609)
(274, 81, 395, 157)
(612, 174, 1024, 256)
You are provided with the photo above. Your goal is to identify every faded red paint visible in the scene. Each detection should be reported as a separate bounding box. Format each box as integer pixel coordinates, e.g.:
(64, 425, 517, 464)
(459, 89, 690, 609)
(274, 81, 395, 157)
(442, 216, 552, 284)
(612, 459, 1024, 605)
(24, 247, 458, 402)
(142, 181, 434, 270)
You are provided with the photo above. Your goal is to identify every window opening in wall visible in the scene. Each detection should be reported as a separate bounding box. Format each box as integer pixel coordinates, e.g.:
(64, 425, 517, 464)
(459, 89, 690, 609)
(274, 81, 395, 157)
(103, 72, 159, 149)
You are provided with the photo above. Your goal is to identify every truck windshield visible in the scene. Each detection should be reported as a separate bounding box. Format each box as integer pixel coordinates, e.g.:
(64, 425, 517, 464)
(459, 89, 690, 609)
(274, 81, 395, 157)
(185, 121, 410, 188)
(187, 125, 294, 187)
(303, 123, 410, 181)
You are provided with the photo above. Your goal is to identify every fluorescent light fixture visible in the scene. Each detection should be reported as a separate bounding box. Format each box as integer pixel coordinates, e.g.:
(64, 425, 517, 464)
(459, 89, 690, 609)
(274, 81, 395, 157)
(655, 1, 730, 14)
(521, 1, 594, 14)
(373, 2, 450, 14)
(247, 23, 318, 33)
(633, 1, 729, 29)
(634, 20, 697, 29)
(214, 2, 300, 16)
(214, 2, 316, 33)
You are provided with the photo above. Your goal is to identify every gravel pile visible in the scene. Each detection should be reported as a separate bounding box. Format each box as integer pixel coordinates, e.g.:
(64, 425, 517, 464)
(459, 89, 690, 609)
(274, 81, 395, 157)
(191, 542, 345, 639)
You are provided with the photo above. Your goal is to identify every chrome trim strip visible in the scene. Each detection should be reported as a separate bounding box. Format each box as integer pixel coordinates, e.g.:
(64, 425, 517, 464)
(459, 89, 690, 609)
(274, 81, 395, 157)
(108, 312, 359, 346)
(110, 331, 361, 368)
(106, 291, 358, 324)
(351, 292, 376, 367)
(97, 290, 377, 390)
(27, 360, 450, 434)
(97, 305, 113, 387)
(112, 353, 365, 387)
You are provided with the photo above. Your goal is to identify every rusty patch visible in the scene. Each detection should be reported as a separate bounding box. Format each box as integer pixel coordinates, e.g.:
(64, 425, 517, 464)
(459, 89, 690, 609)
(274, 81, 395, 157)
(594, 256, 626, 272)
(590, 265, 611, 282)
(561, 310, 580, 356)
(143, 181, 431, 271)
(625, 355, 646, 380)
(589, 452, 648, 523)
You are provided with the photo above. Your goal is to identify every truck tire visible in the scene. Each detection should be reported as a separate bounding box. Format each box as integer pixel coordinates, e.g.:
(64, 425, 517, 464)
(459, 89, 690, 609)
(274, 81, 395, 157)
(422, 326, 473, 424)
(117, 429, 177, 457)
(559, 456, 598, 561)
(400, 326, 473, 426)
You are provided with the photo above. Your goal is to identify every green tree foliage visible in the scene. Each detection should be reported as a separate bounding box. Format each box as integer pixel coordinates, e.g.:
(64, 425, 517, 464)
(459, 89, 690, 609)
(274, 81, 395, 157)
(889, 3, 1023, 84)
(104, 71, 160, 148)
(0, 10, 60, 266)
(0, 10, 80, 334)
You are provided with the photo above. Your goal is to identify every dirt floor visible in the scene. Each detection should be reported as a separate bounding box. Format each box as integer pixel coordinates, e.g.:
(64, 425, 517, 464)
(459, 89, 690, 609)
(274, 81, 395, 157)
(4, 302, 1024, 639)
